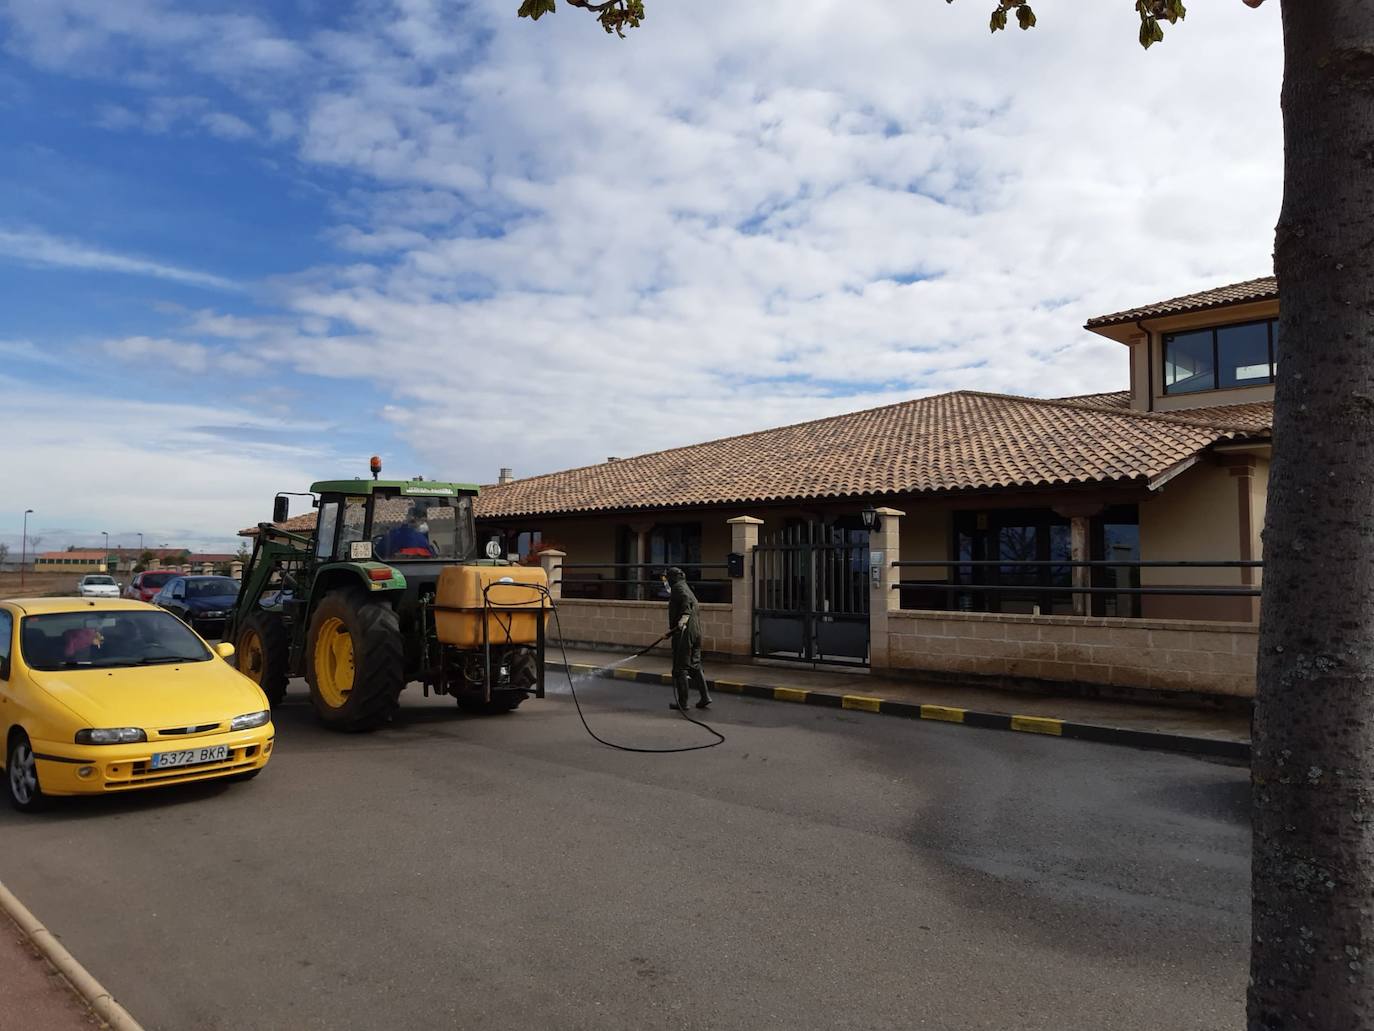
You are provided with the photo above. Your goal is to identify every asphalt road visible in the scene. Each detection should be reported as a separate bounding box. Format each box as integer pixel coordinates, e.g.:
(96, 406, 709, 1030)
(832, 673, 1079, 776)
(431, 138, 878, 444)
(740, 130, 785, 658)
(0, 672, 1250, 1031)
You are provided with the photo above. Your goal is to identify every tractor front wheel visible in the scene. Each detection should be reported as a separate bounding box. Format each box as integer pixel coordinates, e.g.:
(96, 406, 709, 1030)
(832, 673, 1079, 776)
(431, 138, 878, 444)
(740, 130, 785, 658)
(235, 612, 290, 707)
(305, 589, 404, 732)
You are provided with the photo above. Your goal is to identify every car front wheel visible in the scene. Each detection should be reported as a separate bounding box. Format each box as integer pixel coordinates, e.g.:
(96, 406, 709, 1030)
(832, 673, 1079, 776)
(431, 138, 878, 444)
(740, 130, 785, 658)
(6, 732, 48, 813)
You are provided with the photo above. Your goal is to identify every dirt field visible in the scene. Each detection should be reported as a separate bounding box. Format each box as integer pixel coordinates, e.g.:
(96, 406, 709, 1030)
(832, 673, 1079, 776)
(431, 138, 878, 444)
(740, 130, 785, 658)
(0, 571, 86, 599)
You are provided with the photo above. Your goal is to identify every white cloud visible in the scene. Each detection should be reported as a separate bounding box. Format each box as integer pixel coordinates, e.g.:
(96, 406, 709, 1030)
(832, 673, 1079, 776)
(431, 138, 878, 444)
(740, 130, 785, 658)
(0, 383, 333, 548)
(0, 0, 1285, 509)
(103, 336, 259, 376)
(201, 110, 255, 140)
(0, 228, 238, 290)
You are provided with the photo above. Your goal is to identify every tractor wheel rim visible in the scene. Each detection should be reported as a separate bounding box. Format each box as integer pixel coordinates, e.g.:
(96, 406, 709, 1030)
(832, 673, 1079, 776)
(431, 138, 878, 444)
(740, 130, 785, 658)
(9, 742, 37, 805)
(313, 616, 354, 709)
(242, 630, 264, 681)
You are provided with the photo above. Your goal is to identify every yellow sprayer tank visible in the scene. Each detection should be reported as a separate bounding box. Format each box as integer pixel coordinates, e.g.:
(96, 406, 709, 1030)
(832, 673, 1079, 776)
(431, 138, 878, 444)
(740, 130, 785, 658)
(434, 565, 551, 648)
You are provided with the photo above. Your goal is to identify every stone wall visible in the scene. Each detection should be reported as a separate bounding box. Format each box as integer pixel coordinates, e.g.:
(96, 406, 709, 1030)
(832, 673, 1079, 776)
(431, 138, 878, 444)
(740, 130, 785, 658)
(551, 599, 739, 657)
(886, 609, 1257, 698)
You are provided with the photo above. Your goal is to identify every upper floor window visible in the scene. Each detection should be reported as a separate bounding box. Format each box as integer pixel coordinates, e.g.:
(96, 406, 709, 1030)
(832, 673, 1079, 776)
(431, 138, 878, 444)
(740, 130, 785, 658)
(1163, 318, 1278, 395)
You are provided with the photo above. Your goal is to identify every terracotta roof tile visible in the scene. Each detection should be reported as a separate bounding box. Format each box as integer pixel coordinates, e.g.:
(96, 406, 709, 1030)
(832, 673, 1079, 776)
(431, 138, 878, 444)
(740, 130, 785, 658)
(477, 390, 1270, 520)
(1051, 390, 1131, 409)
(236, 392, 1273, 530)
(1085, 276, 1277, 328)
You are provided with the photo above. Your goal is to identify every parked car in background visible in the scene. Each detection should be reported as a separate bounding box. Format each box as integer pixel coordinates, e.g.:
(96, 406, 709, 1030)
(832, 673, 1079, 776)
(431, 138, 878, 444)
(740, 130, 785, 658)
(153, 576, 240, 640)
(76, 574, 120, 599)
(125, 570, 177, 603)
(1, 597, 273, 812)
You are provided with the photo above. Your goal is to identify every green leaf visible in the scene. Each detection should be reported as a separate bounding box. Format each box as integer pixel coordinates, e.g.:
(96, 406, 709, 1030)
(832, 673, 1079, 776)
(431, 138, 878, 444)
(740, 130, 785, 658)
(989, 7, 1008, 32)
(1016, 4, 1036, 29)
(517, 0, 556, 20)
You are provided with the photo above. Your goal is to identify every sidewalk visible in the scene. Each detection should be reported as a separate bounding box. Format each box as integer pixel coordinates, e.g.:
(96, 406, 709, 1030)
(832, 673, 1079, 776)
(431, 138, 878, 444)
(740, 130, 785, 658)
(547, 647, 1251, 760)
(0, 910, 103, 1031)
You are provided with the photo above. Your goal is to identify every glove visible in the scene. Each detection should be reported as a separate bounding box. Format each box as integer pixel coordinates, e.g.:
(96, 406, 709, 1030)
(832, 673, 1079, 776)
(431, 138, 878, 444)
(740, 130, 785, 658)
(676, 614, 689, 630)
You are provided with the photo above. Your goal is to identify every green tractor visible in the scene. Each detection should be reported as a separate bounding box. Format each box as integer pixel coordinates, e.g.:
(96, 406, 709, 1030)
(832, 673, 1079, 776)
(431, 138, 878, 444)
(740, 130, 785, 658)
(225, 469, 550, 732)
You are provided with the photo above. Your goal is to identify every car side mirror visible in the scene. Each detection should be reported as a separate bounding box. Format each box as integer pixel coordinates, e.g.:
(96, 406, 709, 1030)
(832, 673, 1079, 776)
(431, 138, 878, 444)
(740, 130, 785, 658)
(216, 642, 235, 660)
(273, 495, 290, 523)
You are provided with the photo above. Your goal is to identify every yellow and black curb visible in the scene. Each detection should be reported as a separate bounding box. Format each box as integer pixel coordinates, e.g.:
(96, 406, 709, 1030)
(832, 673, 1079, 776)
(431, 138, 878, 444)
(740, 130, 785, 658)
(0, 878, 145, 1031)
(551, 662, 1250, 762)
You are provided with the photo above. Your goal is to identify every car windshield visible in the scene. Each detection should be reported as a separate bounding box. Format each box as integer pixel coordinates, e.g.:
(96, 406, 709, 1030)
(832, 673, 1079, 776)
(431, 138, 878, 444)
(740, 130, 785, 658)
(372, 495, 475, 561)
(21, 610, 212, 671)
(187, 578, 239, 599)
(142, 572, 174, 588)
(84, 576, 116, 585)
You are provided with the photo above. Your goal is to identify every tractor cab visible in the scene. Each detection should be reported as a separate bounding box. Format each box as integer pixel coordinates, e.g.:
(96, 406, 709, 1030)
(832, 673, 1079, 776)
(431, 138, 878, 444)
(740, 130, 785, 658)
(305, 479, 481, 566)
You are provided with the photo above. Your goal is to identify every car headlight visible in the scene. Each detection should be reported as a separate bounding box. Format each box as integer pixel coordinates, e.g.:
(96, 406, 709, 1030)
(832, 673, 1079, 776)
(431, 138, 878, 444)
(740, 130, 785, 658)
(75, 727, 148, 745)
(202, 610, 226, 618)
(230, 710, 271, 731)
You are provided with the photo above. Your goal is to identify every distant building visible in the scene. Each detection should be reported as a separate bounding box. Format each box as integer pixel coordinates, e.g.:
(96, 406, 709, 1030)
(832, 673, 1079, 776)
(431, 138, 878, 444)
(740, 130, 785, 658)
(33, 550, 111, 573)
(34, 548, 239, 575)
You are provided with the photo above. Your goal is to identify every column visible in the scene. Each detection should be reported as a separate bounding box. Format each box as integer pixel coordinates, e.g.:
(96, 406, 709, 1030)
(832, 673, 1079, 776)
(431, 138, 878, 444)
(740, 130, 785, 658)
(539, 549, 566, 602)
(1070, 516, 1090, 616)
(1053, 503, 1104, 617)
(1224, 456, 1259, 622)
(630, 522, 654, 600)
(868, 508, 904, 671)
(726, 516, 763, 659)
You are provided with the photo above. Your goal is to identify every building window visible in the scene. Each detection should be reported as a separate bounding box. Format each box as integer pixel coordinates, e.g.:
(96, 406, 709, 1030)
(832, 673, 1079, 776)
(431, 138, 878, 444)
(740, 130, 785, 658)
(1091, 506, 1141, 618)
(1163, 319, 1277, 395)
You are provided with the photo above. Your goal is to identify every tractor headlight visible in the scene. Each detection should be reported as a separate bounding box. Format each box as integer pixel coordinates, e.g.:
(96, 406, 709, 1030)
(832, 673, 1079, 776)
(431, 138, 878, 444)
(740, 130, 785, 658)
(230, 710, 271, 731)
(75, 727, 147, 745)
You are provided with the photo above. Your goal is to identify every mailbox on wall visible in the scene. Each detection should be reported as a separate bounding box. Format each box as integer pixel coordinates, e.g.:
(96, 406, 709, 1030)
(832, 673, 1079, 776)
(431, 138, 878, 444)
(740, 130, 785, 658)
(727, 552, 745, 578)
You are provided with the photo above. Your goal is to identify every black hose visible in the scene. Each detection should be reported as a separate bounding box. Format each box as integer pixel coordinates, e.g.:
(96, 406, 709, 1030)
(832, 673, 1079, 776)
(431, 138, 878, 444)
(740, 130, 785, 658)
(549, 603, 724, 753)
(484, 580, 724, 753)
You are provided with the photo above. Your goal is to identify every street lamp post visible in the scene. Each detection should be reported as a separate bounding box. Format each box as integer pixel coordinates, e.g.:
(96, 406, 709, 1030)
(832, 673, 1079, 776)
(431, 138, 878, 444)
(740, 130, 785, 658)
(21, 509, 33, 588)
(102, 531, 110, 572)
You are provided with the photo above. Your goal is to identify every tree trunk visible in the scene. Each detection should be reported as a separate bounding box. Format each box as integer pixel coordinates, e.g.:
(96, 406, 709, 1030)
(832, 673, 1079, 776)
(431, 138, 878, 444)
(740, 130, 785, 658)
(1250, 3, 1374, 1027)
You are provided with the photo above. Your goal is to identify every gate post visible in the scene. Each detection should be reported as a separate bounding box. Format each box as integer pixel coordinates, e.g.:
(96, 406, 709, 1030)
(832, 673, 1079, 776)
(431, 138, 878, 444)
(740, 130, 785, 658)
(539, 549, 566, 601)
(727, 516, 764, 658)
(868, 508, 904, 671)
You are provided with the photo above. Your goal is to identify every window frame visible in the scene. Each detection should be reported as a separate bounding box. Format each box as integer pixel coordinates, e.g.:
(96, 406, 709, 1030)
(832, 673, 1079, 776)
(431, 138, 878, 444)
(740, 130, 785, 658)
(1162, 317, 1277, 396)
(0, 607, 13, 679)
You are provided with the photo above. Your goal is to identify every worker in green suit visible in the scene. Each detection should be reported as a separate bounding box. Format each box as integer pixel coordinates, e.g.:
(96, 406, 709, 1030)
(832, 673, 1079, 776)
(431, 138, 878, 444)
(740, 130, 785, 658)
(664, 566, 712, 711)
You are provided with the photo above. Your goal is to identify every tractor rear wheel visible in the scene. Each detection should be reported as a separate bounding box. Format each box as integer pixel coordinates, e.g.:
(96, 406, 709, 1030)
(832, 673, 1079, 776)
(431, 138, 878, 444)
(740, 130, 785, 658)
(235, 612, 290, 707)
(305, 589, 404, 732)
(456, 648, 536, 714)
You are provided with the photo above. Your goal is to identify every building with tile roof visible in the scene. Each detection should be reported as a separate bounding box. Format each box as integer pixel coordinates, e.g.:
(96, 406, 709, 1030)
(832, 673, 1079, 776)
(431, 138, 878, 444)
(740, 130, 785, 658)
(241, 276, 1276, 635)
(470, 275, 1276, 626)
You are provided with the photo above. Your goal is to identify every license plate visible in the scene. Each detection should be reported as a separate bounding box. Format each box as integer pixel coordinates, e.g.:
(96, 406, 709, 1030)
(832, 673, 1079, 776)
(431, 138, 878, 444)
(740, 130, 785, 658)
(150, 745, 230, 769)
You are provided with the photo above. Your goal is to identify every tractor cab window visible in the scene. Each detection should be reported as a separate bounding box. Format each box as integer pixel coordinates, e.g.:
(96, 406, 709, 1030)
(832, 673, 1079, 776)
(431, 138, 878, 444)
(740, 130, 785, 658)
(316, 502, 339, 560)
(337, 496, 369, 559)
(372, 495, 475, 561)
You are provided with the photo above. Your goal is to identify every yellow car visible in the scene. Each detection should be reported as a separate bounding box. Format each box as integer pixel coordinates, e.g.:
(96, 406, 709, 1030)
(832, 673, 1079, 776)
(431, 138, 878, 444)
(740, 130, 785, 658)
(2, 598, 274, 812)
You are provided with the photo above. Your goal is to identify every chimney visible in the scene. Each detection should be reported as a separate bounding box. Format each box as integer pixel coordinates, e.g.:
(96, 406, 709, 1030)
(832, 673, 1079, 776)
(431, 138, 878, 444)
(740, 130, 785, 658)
(498, 467, 514, 485)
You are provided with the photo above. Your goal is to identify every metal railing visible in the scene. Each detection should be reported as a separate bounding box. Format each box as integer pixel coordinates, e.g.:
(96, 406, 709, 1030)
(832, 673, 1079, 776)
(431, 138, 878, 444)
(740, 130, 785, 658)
(889, 559, 1261, 616)
(549, 562, 732, 602)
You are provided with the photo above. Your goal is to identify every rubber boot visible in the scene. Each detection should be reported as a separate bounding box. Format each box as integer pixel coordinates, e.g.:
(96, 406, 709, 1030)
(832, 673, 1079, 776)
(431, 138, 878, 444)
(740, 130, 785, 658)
(691, 666, 712, 709)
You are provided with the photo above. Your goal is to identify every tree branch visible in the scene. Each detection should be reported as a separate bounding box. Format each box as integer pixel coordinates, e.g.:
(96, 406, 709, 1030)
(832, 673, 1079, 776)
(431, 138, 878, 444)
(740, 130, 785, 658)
(517, 0, 645, 36)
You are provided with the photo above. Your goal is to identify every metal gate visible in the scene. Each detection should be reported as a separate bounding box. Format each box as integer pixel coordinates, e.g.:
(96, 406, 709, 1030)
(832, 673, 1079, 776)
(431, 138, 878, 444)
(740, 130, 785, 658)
(752, 523, 869, 666)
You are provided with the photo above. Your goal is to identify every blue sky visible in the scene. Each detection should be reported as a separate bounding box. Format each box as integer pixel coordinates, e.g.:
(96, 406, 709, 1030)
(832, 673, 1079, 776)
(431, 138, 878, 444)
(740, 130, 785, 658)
(0, 0, 1282, 555)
